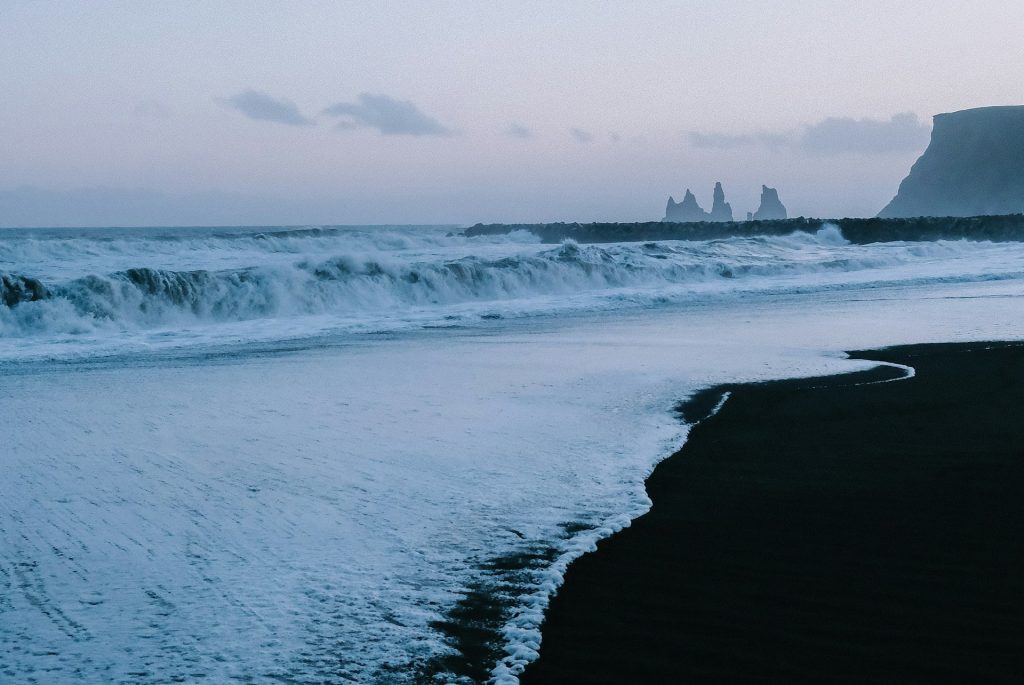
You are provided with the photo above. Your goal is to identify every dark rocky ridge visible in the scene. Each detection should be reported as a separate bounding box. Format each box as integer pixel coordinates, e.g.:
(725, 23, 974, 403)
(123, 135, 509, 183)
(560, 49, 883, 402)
(463, 213, 1024, 245)
(880, 105, 1024, 218)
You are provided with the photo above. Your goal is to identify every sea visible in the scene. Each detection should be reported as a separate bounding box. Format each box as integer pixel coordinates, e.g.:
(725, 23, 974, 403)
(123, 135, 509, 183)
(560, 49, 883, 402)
(2, 224, 1023, 683)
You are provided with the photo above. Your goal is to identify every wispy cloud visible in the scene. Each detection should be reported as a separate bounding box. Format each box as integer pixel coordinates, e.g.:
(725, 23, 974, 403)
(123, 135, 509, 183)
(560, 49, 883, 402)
(689, 113, 930, 155)
(323, 93, 452, 136)
(800, 113, 930, 155)
(689, 130, 789, 150)
(570, 127, 593, 143)
(222, 90, 313, 126)
(504, 123, 533, 139)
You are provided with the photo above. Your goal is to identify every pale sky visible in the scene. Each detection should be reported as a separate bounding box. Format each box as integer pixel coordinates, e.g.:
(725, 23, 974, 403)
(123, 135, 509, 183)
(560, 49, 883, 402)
(2, 0, 1023, 226)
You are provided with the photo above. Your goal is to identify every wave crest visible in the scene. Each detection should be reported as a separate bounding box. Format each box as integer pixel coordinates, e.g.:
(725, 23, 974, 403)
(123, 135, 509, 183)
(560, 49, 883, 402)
(1, 227, 1015, 340)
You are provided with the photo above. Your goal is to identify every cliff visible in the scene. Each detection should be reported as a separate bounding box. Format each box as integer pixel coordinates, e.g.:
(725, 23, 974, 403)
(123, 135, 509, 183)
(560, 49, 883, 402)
(879, 105, 1024, 218)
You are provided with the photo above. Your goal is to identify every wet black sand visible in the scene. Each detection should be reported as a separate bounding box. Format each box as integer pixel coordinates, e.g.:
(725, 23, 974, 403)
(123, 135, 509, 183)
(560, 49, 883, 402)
(520, 342, 1024, 684)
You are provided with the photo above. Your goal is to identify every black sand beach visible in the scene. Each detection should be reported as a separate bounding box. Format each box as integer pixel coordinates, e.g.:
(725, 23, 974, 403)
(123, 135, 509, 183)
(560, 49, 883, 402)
(520, 342, 1024, 684)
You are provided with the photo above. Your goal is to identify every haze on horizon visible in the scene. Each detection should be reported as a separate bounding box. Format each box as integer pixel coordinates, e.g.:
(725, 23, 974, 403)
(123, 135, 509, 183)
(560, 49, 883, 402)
(1, 0, 1022, 227)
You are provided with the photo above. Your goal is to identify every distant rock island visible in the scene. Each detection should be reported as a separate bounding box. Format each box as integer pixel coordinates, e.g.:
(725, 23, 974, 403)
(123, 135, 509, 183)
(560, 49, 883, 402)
(665, 182, 734, 222)
(709, 182, 733, 222)
(665, 189, 711, 222)
(664, 183, 786, 222)
(751, 185, 787, 221)
(879, 105, 1024, 218)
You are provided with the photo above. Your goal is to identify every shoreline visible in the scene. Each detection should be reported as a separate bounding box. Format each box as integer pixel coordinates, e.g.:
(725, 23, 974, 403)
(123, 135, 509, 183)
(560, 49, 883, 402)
(518, 341, 1024, 684)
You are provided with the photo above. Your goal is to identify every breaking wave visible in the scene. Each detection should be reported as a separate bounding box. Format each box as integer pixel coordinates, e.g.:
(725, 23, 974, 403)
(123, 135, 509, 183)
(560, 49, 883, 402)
(2, 225, 1022, 343)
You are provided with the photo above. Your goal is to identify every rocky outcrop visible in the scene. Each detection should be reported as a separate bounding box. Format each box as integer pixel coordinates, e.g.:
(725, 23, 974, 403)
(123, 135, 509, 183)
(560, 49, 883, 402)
(665, 183, 733, 222)
(879, 105, 1024, 218)
(665, 189, 708, 222)
(752, 185, 787, 220)
(709, 182, 733, 222)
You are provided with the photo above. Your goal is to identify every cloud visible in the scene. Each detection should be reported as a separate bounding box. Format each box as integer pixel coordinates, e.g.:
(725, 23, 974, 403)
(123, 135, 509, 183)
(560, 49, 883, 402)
(222, 90, 313, 126)
(799, 112, 930, 155)
(689, 113, 930, 155)
(505, 123, 533, 139)
(570, 127, 593, 143)
(323, 93, 452, 136)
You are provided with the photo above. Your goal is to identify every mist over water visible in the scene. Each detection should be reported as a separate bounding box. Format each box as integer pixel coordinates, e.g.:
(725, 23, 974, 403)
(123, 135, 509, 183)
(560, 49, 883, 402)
(3, 224, 1024, 683)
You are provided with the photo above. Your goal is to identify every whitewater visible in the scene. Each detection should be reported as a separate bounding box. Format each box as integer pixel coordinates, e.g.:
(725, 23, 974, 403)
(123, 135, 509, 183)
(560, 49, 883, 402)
(2, 224, 1024, 683)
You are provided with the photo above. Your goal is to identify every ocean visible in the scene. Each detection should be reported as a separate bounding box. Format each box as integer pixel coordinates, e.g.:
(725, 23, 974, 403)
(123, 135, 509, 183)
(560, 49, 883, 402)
(2, 224, 1023, 683)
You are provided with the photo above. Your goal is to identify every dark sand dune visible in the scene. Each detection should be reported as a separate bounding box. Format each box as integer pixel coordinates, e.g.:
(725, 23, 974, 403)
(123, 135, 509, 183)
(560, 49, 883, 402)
(521, 342, 1024, 684)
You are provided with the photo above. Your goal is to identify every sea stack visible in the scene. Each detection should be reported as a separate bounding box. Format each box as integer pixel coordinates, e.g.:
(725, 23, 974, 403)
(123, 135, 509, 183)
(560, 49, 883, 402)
(879, 105, 1024, 218)
(664, 189, 708, 222)
(664, 184, 734, 222)
(709, 182, 734, 222)
(752, 185, 787, 220)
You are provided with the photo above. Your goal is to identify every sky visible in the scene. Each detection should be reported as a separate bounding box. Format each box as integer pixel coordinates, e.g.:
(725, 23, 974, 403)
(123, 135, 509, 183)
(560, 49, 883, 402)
(1, 0, 1022, 226)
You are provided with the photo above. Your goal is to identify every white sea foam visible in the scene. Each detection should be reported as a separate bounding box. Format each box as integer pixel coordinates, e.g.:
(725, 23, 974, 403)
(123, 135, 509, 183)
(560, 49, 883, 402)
(2, 224, 1024, 683)
(3, 224, 1024, 360)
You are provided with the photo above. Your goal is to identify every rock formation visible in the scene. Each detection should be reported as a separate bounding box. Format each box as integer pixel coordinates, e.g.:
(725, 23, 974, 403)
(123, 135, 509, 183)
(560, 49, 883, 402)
(752, 185, 787, 220)
(879, 105, 1024, 218)
(664, 183, 733, 222)
(664, 189, 708, 222)
(709, 181, 733, 222)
